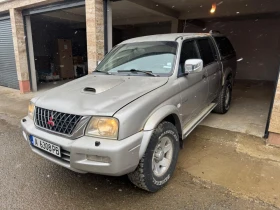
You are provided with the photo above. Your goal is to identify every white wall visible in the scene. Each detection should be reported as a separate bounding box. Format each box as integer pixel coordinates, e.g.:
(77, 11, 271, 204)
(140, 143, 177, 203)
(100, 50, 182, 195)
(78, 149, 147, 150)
(184, 18, 280, 81)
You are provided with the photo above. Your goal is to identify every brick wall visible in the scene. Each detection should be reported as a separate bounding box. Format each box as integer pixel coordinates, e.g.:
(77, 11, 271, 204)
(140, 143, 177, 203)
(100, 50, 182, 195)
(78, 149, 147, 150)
(85, 0, 104, 73)
(269, 75, 280, 133)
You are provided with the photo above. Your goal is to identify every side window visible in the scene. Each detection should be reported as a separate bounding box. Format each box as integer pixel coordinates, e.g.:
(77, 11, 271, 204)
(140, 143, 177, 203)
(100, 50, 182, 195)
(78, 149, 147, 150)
(179, 40, 200, 74)
(197, 38, 215, 66)
(214, 36, 235, 58)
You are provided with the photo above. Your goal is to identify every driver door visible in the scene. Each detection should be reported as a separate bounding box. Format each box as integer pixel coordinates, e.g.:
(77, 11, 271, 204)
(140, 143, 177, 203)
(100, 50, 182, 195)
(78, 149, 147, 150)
(177, 40, 209, 126)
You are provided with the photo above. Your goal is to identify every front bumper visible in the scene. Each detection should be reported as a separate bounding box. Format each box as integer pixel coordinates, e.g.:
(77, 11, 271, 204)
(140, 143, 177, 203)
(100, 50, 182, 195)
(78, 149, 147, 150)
(21, 117, 153, 176)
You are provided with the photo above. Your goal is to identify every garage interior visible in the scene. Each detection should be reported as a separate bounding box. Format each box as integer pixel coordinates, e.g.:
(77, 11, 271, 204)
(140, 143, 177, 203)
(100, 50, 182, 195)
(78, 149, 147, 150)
(22, 0, 280, 137)
(27, 1, 175, 92)
(110, 0, 280, 137)
(28, 6, 87, 92)
(111, 0, 173, 45)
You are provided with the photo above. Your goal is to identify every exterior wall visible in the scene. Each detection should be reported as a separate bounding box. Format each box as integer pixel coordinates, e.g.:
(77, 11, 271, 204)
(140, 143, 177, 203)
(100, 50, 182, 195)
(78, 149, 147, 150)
(269, 75, 280, 134)
(268, 74, 280, 145)
(85, 0, 104, 73)
(0, 0, 61, 12)
(9, 8, 30, 93)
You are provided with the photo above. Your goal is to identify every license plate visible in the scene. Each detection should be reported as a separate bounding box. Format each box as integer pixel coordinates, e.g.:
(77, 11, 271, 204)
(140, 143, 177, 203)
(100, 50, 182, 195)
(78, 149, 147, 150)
(30, 136, 61, 157)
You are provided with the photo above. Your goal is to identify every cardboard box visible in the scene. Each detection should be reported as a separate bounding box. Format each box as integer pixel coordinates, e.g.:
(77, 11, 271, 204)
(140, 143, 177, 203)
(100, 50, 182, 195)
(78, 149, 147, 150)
(57, 39, 72, 54)
(55, 39, 74, 79)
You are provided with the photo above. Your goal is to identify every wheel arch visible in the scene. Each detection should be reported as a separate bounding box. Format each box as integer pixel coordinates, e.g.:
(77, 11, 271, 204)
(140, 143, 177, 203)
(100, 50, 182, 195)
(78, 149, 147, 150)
(139, 105, 183, 158)
(223, 67, 233, 86)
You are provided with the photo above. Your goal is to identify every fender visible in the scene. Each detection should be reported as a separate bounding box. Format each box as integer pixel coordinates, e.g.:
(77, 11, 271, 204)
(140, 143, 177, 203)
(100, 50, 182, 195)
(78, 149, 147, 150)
(139, 105, 181, 158)
(222, 67, 233, 86)
(144, 105, 181, 130)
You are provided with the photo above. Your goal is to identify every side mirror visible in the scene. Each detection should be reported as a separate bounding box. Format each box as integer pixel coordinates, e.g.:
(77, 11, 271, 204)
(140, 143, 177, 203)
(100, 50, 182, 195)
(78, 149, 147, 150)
(184, 59, 203, 75)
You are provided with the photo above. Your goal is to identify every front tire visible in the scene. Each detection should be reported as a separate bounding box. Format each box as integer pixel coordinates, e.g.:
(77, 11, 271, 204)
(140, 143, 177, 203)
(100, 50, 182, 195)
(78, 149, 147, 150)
(128, 121, 180, 192)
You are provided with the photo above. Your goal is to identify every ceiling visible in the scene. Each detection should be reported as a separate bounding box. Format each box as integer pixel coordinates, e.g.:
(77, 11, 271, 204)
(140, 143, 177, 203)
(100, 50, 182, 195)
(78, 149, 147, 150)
(153, 0, 280, 19)
(33, 0, 280, 27)
(112, 0, 280, 24)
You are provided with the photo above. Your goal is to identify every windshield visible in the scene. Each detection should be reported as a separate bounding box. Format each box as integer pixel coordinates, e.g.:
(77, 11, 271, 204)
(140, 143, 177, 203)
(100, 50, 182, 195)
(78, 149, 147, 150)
(96, 41, 178, 76)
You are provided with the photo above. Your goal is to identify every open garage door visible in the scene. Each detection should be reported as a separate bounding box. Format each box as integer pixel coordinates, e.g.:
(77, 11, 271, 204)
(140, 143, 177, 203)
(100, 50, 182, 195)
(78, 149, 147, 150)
(0, 16, 19, 89)
(23, 0, 87, 91)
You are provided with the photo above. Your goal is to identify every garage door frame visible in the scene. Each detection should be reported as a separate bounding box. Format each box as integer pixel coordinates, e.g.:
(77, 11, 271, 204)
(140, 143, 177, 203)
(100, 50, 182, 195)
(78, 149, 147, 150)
(22, 0, 85, 16)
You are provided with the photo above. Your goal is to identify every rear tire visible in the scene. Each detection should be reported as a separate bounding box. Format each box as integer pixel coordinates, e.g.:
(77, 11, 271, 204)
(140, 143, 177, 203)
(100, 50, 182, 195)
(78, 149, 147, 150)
(213, 80, 232, 114)
(128, 121, 179, 192)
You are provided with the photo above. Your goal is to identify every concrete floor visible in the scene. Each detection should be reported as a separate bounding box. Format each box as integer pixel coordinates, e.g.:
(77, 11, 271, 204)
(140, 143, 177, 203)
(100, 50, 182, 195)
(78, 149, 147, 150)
(201, 80, 275, 137)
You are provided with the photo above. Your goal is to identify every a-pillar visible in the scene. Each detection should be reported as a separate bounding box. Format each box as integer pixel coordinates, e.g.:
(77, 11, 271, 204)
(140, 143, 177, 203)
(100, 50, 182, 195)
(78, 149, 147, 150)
(85, 0, 105, 74)
(9, 8, 30, 93)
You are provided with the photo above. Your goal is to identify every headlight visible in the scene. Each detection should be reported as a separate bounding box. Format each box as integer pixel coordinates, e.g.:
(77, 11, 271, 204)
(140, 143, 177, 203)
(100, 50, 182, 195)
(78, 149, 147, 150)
(28, 102, 35, 120)
(85, 117, 119, 139)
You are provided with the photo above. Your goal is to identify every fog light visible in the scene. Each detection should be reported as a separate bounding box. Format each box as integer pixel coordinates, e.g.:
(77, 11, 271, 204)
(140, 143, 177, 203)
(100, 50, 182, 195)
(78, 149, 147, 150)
(86, 155, 111, 163)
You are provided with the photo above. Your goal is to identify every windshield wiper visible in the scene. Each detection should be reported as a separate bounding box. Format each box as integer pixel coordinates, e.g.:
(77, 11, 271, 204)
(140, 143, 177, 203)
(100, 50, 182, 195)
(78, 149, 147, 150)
(94, 70, 111, 75)
(118, 69, 158, 77)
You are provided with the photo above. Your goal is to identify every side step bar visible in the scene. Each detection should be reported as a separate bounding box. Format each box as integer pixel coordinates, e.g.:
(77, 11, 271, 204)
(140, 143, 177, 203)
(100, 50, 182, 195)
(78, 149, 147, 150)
(182, 103, 217, 139)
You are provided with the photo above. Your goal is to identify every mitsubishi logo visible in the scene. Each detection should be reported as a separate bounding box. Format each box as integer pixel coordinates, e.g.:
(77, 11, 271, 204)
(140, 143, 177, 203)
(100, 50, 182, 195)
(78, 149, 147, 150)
(47, 116, 55, 127)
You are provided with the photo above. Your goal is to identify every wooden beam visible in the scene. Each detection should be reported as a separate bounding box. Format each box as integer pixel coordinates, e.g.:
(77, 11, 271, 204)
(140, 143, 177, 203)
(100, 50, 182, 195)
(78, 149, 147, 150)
(126, 0, 179, 19)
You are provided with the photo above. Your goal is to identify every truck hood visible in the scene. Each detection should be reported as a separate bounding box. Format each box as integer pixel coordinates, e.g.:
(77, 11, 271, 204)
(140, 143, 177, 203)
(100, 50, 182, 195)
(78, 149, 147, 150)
(35, 75, 168, 116)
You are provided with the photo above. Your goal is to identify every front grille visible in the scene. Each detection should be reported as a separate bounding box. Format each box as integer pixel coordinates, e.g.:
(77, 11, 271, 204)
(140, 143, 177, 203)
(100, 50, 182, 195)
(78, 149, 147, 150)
(35, 107, 83, 135)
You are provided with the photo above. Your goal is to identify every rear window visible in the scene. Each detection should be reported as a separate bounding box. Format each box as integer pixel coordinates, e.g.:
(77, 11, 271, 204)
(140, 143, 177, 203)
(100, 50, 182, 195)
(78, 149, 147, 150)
(197, 38, 216, 66)
(214, 36, 235, 58)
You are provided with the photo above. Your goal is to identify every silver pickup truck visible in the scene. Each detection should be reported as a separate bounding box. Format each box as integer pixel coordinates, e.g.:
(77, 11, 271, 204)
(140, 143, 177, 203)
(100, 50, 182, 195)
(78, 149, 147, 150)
(21, 33, 236, 192)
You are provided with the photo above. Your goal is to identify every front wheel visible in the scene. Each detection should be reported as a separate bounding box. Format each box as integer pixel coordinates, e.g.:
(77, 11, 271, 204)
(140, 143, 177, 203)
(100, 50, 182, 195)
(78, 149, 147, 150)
(213, 80, 232, 114)
(128, 121, 180, 192)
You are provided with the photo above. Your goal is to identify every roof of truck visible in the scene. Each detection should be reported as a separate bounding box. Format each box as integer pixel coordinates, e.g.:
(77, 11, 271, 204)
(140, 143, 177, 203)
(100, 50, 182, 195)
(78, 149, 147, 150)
(120, 33, 211, 44)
